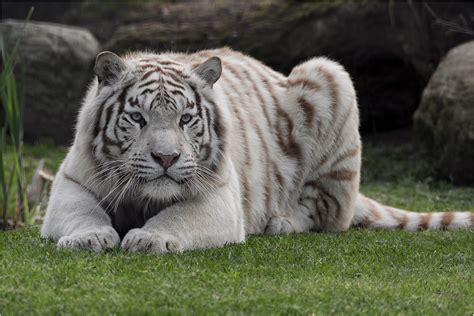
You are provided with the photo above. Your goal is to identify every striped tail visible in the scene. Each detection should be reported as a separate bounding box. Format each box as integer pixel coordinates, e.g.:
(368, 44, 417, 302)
(352, 194, 474, 231)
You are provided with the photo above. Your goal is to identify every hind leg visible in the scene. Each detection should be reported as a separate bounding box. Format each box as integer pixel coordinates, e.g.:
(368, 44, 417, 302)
(264, 205, 314, 235)
(265, 57, 362, 234)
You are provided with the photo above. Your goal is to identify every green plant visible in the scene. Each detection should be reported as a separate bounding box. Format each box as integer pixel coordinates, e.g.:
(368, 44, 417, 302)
(0, 7, 34, 229)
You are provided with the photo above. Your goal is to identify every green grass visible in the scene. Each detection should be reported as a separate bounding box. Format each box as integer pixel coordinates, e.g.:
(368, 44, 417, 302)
(0, 130, 473, 315)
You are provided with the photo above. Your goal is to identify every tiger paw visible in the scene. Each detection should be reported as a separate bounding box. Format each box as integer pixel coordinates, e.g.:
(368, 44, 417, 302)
(264, 216, 295, 235)
(57, 226, 120, 252)
(121, 228, 183, 255)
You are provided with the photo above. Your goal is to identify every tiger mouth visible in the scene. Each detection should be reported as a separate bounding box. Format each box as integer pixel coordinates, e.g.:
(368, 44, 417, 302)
(144, 174, 176, 183)
(137, 173, 191, 185)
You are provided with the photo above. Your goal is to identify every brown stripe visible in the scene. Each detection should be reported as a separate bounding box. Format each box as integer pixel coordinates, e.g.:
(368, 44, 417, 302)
(303, 180, 318, 189)
(237, 64, 287, 201)
(331, 146, 360, 167)
(322, 187, 342, 220)
(298, 97, 315, 128)
(93, 96, 113, 140)
(219, 73, 252, 223)
(367, 199, 381, 222)
(233, 106, 252, 222)
(288, 78, 321, 91)
(303, 179, 342, 220)
(169, 89, 185, 98)
(386, 207, 409, 229)
(321, 169, 357, 181)
(165, 79, 185, 90)
(419, 213, 432, 230)
(274, 162, 284, 194)
(222, 64, 276, 217)
(251, 117, 273, 216)
(138, 58, 157, 63)
(101, 84, 133, 157)
(276, 106, 301, 160)
(141, 69, 159, 81)
(291, 68, 304, 78)
(208, 102, 227, 174)
(441, 212, 455, 229)
(400, 213, 409, 229)
(140, 64, 157, 69)
(315, 103, 354, 169)
(159, 59, 181, 66)
(239, 66, 273, 131)
(162, 66, 189, 79)
(138, 79, 158, 89)
(140, 88, 155, 95)
(224, 61, 288, 207)
(316, 65, 339, 121)
(252, 66, 301, 160)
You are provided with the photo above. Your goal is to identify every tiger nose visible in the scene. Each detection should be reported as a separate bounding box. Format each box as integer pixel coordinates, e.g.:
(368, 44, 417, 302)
(151, 151, 180, 169)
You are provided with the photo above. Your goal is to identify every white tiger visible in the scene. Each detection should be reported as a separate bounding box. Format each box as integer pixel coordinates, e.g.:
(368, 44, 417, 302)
(41, 47, 473, 253)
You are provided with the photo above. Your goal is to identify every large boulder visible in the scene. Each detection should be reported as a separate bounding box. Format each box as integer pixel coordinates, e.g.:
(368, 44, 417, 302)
(414, 41, 474, 185)
(0, 20, 99, 144)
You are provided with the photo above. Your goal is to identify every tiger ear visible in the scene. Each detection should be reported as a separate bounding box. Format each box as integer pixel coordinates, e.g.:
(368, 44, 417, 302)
(193, 57, 222, 87)
(94, 51, 127, 86)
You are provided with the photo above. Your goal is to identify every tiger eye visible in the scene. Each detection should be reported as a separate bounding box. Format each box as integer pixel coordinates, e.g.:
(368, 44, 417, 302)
(130, 112, 143, 123)
(180, 114, 192, 125)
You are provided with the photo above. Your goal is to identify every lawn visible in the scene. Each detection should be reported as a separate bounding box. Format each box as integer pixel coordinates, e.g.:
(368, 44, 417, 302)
(1, 130, 473, 315)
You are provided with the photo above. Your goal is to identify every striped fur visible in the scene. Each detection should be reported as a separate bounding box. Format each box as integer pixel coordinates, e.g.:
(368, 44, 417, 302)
(41, 47, 473, 254)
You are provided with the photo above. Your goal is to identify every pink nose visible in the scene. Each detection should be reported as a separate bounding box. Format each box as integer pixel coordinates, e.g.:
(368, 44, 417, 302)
(151, 152, 180, 169)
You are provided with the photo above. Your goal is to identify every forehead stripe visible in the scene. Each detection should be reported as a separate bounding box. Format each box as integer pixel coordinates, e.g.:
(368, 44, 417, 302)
(158, 60, 181, 66)
(138, 79, 159, 89)
(169, 89, 185, 98)
(141, 68, 160, 80)
(165, 80, 185, 90)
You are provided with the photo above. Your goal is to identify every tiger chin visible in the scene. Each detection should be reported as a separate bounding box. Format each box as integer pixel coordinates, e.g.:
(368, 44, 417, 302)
(41, 47, 473, 254)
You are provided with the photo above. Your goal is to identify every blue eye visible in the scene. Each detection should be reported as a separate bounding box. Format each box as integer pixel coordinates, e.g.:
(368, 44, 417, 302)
(180, 114, 192, 125)
(130, 112, 143, 123)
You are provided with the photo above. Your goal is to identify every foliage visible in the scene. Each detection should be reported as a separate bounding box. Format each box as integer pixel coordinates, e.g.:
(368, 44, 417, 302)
(0, 8, 36, 229)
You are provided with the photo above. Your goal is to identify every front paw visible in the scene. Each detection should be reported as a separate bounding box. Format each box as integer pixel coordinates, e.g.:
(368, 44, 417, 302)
(121, 228, 183, 255)
(57, 226, 120, 252)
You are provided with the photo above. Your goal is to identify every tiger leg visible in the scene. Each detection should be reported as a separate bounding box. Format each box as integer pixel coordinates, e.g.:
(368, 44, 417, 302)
(266, 57, 362, 234)
(264, 206, 315, 235)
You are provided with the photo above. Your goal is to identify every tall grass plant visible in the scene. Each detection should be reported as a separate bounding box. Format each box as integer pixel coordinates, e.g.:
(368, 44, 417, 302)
(0, 8, 34, 229)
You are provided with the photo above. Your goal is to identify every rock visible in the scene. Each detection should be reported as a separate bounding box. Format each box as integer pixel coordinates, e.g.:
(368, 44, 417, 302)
(98, 1, 472, 133)
(414, 41, 474, 185)
(0, 19, 99, 144)
(2, 1, 473, 135)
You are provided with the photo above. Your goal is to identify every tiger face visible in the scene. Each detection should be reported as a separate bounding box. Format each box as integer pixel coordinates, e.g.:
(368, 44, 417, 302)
(91, 52, 224, 201)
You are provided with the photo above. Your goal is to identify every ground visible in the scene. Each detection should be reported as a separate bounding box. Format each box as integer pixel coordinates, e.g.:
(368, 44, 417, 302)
(0, 130, 473, 315)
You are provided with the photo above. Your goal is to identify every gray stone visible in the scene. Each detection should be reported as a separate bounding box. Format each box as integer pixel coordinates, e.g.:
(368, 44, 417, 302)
(0, 19, 99, 144)
(414, 41, 474, 185)
(97, 1, 472, 133)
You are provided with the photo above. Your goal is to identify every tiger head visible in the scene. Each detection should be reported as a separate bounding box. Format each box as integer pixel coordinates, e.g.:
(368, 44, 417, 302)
(89, 51, 226, 202)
